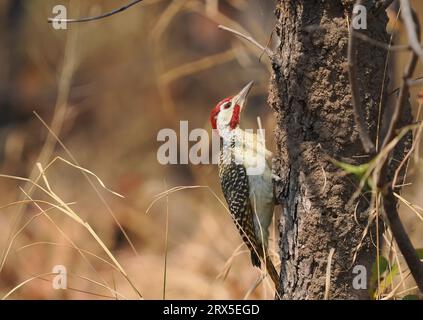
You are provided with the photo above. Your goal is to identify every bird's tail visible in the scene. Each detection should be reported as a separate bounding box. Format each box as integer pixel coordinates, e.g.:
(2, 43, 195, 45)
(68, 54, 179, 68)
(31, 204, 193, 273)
(250, 251, 261, 268)
(264, 255, 281, 294)
(251, 245, 280, 293)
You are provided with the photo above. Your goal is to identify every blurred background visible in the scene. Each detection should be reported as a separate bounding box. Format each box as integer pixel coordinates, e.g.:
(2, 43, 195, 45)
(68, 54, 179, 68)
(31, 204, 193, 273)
(0, 0, 421, 299)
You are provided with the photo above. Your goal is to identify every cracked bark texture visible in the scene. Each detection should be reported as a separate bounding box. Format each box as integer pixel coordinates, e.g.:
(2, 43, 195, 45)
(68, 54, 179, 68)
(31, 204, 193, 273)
(270, 0, 403, 299)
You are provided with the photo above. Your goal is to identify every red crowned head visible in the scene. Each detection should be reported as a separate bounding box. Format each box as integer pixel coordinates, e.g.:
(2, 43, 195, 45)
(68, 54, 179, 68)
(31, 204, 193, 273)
(210, 81, 254, 135)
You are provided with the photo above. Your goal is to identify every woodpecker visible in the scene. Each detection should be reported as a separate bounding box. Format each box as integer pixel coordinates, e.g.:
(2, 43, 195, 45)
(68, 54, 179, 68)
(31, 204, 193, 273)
(210, 81, 280, 291)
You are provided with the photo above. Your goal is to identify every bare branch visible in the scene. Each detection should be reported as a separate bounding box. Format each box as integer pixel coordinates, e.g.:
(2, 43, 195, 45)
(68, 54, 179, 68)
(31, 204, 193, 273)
(348, 0, 376, 154)
(382, 191, 423, 293)
(376, 5, 423, 294)
(400, 0, 423, 62)
(48, 0, 144, 24)
(218, 25, 273, 58)
(353, 31, 410, 52)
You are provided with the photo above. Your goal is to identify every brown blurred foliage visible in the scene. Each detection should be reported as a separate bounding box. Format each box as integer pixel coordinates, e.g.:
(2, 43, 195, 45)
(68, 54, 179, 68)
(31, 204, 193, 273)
(0, 0, 279, 299)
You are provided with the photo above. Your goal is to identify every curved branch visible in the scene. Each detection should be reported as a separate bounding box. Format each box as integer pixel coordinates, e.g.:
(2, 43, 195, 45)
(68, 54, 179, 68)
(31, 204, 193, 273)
(47, 0, 144, 24)
(218, 25, 273, 58)
(382, 191, 423, 293)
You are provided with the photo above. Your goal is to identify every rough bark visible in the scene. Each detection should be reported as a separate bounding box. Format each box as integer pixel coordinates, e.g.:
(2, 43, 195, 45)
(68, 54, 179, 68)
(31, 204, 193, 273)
(270, 0, 403, 299)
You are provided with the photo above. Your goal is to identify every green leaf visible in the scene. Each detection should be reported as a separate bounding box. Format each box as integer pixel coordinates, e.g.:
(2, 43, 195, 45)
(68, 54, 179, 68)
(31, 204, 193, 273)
(329, 158, 370, 179)
(328, 157, 375, 191)
(371, 256, 389, 279)
(377, 264, 399, 296)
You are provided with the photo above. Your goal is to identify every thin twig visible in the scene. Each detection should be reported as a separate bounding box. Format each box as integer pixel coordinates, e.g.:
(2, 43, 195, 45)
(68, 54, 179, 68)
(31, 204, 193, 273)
(47, 0, 144, 24)
(218, 25, 273, 58)
(348, 0, 375, 154)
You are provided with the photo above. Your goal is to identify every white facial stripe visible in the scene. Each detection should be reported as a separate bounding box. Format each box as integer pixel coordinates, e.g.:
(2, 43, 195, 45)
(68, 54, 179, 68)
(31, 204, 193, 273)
(216, 99, 237, 138)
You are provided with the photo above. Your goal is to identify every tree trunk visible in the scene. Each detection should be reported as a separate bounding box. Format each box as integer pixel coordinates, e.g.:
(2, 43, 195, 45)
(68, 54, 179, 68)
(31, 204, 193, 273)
(270, 0, 398, 299)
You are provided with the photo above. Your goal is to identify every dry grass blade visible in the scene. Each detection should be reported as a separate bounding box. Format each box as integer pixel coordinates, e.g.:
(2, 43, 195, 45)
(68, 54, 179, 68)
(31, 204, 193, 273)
(324, 248, 335, 300)
(147, 184, 269, 291)
(394, 286, 418, 296)
(66, 273, 128, 300)
(17, 188, 121, 297)
(36, 157, 124, 198)
(16, 242, 119, 272)
(33, 111, 140, 257)
(2, 272, 56, 300)
(4, 271, 127, 300)
(394, 192, 423, 222)
(0, 169, 143, 299)
(0, 204, 74, 273)
(147, 185, 224, 214)
(216, 244, 246, 281)
(38, 279, 119, 299)
(381, 270, 412, 300)
(243, 274, 265, 300)
(0, 175, 76, 272)
(0, 199, 76, 211)
(383, 229, 406, 295)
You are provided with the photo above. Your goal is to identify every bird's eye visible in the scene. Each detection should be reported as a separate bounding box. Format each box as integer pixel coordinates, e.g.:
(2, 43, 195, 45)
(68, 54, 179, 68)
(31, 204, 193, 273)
(223, 103, 230, 110)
